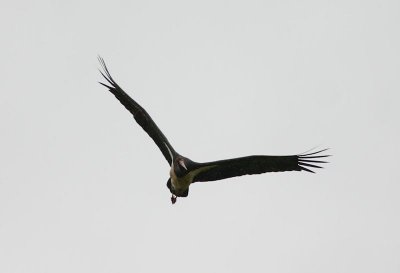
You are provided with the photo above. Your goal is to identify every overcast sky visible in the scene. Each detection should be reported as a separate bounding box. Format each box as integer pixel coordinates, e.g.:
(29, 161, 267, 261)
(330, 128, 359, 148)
(1, 0, 399, 272)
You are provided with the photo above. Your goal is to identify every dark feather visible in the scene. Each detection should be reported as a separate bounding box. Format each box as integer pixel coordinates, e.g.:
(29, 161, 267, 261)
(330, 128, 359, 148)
(98, 56, 177, 165)
(193, 149, 329, 182)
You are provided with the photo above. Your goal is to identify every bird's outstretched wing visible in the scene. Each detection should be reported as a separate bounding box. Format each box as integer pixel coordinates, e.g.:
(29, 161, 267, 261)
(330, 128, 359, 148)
(98, 56, 177, 165)
(193, 149, 329, 182)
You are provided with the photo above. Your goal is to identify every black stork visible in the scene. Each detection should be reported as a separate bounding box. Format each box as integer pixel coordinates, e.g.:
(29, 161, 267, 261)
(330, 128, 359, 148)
(98, 57, 329, 204)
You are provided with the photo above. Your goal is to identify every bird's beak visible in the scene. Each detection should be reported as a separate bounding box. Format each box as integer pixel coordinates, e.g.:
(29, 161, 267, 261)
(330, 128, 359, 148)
(179, 159, 187, 170)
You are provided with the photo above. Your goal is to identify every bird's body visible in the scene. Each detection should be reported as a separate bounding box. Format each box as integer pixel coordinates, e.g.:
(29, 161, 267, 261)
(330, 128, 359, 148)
(98, 57, 329, 204)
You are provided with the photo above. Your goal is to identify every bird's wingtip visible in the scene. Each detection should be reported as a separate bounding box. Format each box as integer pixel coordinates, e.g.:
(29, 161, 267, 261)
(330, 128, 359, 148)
(298, 148, 330, 173)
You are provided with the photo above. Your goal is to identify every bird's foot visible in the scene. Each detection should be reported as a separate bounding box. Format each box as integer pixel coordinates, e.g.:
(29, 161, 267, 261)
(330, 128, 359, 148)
(171, 195, 177, 204)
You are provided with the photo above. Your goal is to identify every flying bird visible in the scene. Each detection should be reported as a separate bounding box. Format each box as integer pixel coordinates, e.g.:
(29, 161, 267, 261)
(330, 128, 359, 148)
(98, 57, 329, 204)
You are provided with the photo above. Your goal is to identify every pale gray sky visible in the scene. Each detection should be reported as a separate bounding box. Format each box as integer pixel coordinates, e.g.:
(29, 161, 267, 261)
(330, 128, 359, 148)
(1, 0, 399, 272)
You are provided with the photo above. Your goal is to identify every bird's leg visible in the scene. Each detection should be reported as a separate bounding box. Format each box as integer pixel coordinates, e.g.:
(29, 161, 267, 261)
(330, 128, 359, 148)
(171, 194, 177, 204)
